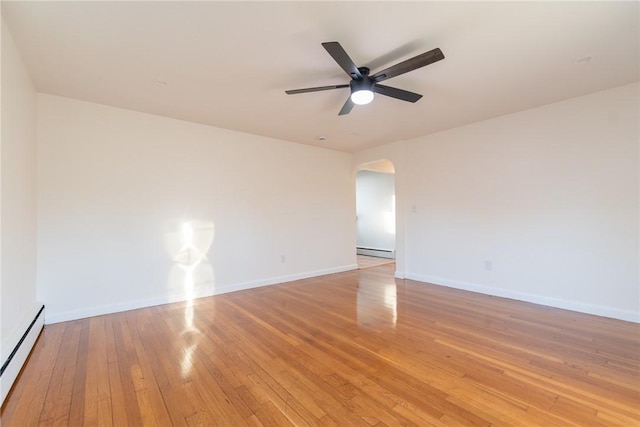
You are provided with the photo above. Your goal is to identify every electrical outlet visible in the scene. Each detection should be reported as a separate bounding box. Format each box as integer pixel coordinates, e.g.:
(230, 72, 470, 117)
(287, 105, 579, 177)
(411, 204, 417, 213)
(281, 254, 286, 263)
(484, 260, 493, 271)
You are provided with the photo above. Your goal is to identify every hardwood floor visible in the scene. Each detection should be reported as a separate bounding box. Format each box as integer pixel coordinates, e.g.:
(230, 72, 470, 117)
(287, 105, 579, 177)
(2, 264, 639, 426)
(357, 255, 395, 269)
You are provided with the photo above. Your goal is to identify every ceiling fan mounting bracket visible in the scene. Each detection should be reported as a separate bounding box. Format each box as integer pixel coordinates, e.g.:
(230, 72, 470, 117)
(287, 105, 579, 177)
(356, 67, 370, 79)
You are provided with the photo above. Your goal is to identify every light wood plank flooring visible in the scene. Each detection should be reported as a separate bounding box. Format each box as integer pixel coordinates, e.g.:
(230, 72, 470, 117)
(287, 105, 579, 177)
(357, 255, 395, 269)
(2, 264, 639, 426)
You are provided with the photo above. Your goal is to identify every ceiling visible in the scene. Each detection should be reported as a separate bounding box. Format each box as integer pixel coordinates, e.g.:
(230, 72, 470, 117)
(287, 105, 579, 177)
(3, 1, 638, 153)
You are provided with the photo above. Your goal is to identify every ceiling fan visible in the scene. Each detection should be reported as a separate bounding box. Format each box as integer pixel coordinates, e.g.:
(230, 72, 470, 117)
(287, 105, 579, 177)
(285, 42, 444, 115)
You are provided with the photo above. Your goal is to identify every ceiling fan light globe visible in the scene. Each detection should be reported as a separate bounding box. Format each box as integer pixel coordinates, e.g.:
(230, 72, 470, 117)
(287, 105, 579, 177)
(351, 90, 374, 105)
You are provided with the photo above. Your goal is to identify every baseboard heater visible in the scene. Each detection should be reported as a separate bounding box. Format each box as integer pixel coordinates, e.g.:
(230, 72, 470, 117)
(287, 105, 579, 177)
(1, 305, 45, 406)
(357, 247, 395, 259)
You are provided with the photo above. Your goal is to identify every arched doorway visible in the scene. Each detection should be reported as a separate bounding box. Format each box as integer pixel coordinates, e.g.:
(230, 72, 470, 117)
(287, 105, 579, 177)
(355, 160, 396, 269)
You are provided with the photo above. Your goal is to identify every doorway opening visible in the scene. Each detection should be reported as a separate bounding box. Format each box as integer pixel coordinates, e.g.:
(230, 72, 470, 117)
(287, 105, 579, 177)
(355, 160, 396, 269)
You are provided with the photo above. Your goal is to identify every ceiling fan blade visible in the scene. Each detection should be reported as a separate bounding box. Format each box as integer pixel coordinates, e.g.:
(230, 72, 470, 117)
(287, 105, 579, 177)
(285, 84, 349, 95)
(371, 48, 444, 82)
(338, 97, 355, 115)
(322, 42, 363, 80)
(374, 84, 422, 103)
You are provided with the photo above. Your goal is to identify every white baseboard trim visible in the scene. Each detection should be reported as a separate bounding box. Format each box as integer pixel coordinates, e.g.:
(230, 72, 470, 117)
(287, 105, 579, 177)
(394, 270, 406, 279)
(213, 264, 359, 295)
(406, 273, 640, 323)
(45, 264, 359, 324)
(1, 305, 45, 406)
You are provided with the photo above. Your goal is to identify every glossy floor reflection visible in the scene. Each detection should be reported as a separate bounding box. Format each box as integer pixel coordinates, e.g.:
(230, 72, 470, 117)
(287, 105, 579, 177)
(3, 263, 639, 426)
(357, 271, 397, 329)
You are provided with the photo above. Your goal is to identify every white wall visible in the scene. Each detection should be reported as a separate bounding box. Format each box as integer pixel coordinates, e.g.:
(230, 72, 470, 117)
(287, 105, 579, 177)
(356, 170, 395, 252)
(403, 83, 639, 322)
(37, 94, 356, 323)
(1, 19, 41, 402)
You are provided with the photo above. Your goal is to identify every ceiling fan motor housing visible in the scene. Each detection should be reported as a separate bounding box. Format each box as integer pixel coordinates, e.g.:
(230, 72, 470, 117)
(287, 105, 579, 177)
(350, 75, 375, 105)
(350, 76, 374, 92)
